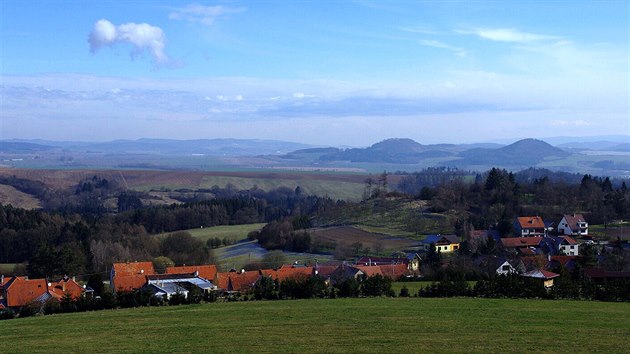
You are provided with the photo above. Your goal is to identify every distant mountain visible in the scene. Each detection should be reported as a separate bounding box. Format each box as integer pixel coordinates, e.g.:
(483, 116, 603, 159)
(2, 138, 313, 156)
(317, 138, 454, 163)
(0, 141, 56, 153)
(457, 139, 570, 166)
(609, 143, 630, 152)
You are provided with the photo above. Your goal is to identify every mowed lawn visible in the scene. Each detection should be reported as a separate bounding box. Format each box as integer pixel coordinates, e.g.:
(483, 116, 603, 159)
(2, 298, 629, 353)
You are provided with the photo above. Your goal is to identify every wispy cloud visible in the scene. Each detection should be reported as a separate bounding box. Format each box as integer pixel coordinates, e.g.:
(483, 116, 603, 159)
(459, 28, 561, 43)
(418, 39, 466, 57)
(88, 19, 169, 64)
(169, 4, 246, 27)
(398, 26, 440, 35)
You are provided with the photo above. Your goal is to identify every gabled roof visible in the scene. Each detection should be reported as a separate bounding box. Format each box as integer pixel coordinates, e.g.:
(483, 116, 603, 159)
(356, 257, 409, 266)
(313, 265, 338, 278)
(111, 262, 155, 292)
(49, 278, 84, 300)
(501, 237, 543, 248)
(521, 269, 560, 280)
(3, 277, 49, 307)
(423, 234, 460, 245)
(378, 263, 409, 280)
(516, 216, 545, 229)
(563, 213, 587, 228)
(166, 265, 217, 281)
(354, 265, 383, 277)
(275, 266, 313, 282)
(228, 271, 261, 292)
(557, 236, 578, 245)
(214, 272, 230, 290)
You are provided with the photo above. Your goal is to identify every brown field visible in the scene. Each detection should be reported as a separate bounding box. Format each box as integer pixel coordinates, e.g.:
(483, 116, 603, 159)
(0, 168, 375, 190)
(0, 184, 41, 209)
(309, 226, 420, 251)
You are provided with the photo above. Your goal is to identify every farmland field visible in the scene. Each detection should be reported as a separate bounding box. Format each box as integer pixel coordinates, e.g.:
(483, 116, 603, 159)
(157, 223, 266, 242)
(2, 297, 629, 353)
(0, 168, 369, 201)
(309, 226, 420, 253)
(0, 184, 41, 209)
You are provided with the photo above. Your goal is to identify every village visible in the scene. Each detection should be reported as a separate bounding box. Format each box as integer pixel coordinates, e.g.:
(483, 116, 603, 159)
(2, 212, 628, 316)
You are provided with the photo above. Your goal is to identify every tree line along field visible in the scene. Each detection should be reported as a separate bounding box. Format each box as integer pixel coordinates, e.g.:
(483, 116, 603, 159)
(1, 297, 628, 353)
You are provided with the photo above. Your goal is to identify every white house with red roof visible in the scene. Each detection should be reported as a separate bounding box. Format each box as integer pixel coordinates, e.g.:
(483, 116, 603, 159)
(557, 214, 588, 237)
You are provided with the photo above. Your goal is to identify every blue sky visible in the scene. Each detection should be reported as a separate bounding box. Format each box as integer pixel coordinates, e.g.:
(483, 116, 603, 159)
(1, 0, 628, 146)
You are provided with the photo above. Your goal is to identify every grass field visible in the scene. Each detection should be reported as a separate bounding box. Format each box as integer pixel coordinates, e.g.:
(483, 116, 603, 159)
(0, 263, 18, 274)
(2, 298, 629, 353)
(157, 223, 266, 242)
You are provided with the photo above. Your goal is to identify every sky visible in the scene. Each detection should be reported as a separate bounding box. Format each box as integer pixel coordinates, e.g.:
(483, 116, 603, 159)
(1, 0, 628, 146)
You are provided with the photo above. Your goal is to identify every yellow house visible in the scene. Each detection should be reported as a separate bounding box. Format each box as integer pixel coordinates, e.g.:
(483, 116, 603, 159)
(422, 234, 460, 253)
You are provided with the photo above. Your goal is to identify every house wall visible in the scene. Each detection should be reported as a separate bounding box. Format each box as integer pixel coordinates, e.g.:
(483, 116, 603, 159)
(560, 244, 579, 256)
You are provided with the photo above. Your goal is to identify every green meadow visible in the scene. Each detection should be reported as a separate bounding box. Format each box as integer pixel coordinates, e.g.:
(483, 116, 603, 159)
(2, 297, 628, 353)
(157, 223, 266, 242)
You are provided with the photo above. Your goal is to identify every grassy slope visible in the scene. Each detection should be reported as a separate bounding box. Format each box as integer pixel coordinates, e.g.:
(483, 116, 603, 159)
(2, 298, 629, 353)
(157, 223, 266, 242)
(315, 197, 452, 238)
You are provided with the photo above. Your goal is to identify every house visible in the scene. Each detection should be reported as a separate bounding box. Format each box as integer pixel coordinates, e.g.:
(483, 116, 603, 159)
(377, 263, 411, 280)
(554, 236, 579, 256)
(0, 277, 49, 310)
(422, 234, 460, 253)
(501, 237, 544, 254)
(110, 262, 156, 293)
(513, 216, 546, 237)
(166, 265, 217, 281)
(48, 276, 85, 300)
(583, 268, 630, 283)
(0, 276, 86, 311)
(475, 256, 517, 276)
(215, 270, 261, 293)
(144, 273, 217, 300)
(357, 253, 422, 272)
(520, 269, 560, 288)
(557, 214, 588, 237)
(546, 256, 578, 272)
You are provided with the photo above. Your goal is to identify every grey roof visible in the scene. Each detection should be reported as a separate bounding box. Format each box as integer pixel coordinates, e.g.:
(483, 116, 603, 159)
(147, 276, 216, 290)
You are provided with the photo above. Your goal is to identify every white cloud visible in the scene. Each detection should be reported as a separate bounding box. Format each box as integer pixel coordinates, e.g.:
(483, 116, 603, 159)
(418, 39, 466, 57)
(88, 19, 169, 64)
(460, 28, 561, 43)
(169, 4, 246, 26)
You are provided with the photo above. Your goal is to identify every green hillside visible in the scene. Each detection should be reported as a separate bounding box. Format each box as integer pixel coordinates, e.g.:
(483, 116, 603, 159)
(2, 298, 628, 353)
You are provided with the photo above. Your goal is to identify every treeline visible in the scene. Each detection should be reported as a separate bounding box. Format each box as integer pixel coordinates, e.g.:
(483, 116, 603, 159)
(404, 168, 630, 235)
(417, 273, 630, 302)
(248, 217, 312, 252)
(0, 187, 340, 279)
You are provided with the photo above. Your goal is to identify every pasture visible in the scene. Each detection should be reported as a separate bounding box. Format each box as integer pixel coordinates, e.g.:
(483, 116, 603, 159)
(157, 223, 266, 242)
(309, 226, 420, 254)
(2, 298, 629, 353)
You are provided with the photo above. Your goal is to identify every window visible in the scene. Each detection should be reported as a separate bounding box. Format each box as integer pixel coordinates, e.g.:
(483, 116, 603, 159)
(502, 265, 510, 271)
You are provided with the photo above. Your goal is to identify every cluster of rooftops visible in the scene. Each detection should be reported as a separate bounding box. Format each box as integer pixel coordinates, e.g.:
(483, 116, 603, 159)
(110, 255, 422, 300)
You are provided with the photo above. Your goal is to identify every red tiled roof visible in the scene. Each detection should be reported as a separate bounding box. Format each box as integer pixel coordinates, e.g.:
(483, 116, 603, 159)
(354, 265, 383, 277)
(166, 265, 217, 281)
(275, 267, 313, 282)
(214, 272, 230, 290)
(378, 263, 409, 280)
(516, 216, 545, 229)
(313, 265, 338, 278)
(501, 237, 543, 248)
(49, 278, 84, 300)
(549, 256, 577, 267)
(112, 262, 155, 292)
(228, 271, 261, 292)
(558, 236, 578, 245)
(4, 277, 49, 307)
